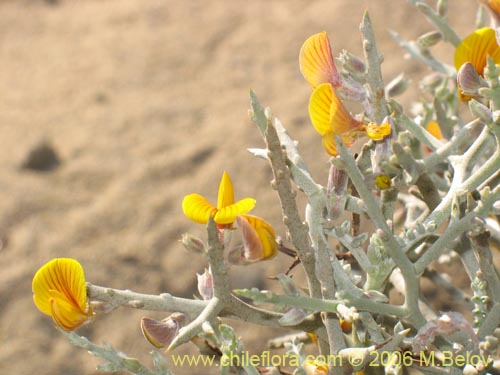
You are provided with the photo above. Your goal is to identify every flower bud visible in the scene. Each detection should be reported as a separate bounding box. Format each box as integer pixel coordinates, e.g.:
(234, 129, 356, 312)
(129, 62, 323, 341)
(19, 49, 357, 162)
(457, 62, 485, 96)
(180, 233, 206, 254)
(141, 313, 188, 349)
(197, 268, 213, 300)
(386, 73, 409, 98)
(420, 72, 444, 92)
(279, 308, 308, 326)
(437, 0, 448, 17)
(469, 99, 492, 123)
(327, 163, 348, 197)
(417, 31, 442, 48)
(337, 50, 366, 75)
(277, 273, 301, 296)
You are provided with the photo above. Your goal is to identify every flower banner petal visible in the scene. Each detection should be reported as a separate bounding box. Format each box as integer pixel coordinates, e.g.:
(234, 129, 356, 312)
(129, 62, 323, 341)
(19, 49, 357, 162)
(214, 198, 256, 225)
(454, 27, 500, 75)
(299, 32, 341, 88)
(217, 171, 235, 210)
(182, 194, 217, 224)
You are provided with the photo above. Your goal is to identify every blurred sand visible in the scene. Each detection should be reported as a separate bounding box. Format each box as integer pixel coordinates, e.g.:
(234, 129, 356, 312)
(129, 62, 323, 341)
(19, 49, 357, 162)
(0, 1, 479, 374)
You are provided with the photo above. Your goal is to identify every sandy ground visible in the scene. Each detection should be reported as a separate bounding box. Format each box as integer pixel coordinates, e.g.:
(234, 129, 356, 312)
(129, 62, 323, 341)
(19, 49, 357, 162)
(0, 1, 480, 374)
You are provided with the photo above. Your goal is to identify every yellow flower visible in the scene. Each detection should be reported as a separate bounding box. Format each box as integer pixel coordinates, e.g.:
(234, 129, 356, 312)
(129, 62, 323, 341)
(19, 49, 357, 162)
(32, 258, 92, 331)
(182, 171, 256, 227)
(308, 82, 364, 156)
(374, 174, 392, 190)
(299, 31, 342, 89)
(426, 120, 443, 140)
(455, 27, 500, 76)
(236, 215, 278, 262)
(363, 122, 392, 141)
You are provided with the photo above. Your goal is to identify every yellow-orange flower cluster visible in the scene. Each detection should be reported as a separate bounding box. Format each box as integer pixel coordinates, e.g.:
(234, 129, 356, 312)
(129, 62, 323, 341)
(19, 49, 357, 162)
(32, 258, 92, 331)
(299, 32, 391, 156)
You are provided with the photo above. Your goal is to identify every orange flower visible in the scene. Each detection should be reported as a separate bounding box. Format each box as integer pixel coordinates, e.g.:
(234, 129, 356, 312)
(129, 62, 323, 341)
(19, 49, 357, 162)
(32, 258, 92, 331)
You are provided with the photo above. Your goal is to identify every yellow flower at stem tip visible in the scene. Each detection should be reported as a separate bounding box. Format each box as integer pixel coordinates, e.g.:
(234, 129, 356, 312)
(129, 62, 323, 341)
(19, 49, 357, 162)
(32, 258, 92, 331)
(182, 171, 256, 227)
(455, 27, 500, 76)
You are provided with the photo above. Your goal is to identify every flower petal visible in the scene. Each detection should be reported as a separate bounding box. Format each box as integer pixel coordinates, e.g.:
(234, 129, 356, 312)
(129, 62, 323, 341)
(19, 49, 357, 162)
(217, 171, 234, 210)
(32, 258, 87, 316)
(182, 193, 217, 224)
(454, 27, 500, 75)
(299, 32, 341, 88)
(321, 131, 339, 157)
(213, 198, 256, 225)
(50, 289, 89, 331)
(239, 215, 277, 261)
(365, 122, 392, 141)
(309, 83, 362, 142)
(309, 83, 334, 136)
(426, 120, 443, 140)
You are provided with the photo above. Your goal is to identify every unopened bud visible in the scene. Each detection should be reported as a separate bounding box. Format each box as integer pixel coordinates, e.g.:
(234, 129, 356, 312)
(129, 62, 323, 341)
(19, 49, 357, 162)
(457, 62, 485, 96)
(420, 72, 444, 92)
(469, 99, 492, 123)
(437, 0, 448, 17)
(277, 273, 301, 296)
(180, 233, 206, 254)
(327, 163, 348, 197)
(386, 73, 409, 98)
(197, 268, 213, 300)
(417, 31, 442, 48)
(141, 313, 187, 349)
(337, 50, 366, 75)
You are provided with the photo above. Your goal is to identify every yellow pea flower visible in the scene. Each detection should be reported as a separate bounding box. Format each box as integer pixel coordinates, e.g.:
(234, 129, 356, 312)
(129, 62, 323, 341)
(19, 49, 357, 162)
(455, 27, 500, 76)
(32, 258, 92, 331)
(302, 33, 391, 156)
(182, 171, 256, 227)
(299, 31, 342, 89)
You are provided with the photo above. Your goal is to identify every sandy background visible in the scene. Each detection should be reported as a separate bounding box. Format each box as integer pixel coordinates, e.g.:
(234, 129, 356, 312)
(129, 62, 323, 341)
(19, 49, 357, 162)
(0, 1, 481, 374)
